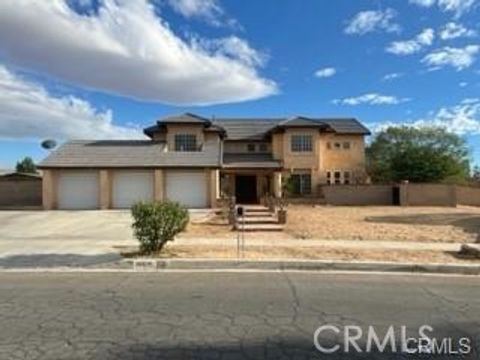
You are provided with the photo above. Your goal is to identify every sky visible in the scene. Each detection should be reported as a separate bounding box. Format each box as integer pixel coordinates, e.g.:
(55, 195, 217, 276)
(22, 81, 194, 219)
(0, 0, 479, 169)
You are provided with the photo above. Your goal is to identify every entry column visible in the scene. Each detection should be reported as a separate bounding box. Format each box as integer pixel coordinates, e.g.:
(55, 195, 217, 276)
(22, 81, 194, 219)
(273, 171, 282, 198)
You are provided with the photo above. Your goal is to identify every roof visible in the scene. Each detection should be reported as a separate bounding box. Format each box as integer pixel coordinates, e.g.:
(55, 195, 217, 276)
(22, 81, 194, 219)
(38, 140, 221, 168)
(212, 119, 280, 140)
(144, 113, 370, 140)
(158, 113, 211, 125)
(210, 117, 370, 140)
(0, 172, 42, 179)
(223, 153, 282, 169)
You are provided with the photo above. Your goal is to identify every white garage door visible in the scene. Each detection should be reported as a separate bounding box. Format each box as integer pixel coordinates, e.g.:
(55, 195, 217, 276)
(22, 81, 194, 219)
(112, 171, 154, 208)
(58, 172, 99, 209)
(166, 171, 207, 208)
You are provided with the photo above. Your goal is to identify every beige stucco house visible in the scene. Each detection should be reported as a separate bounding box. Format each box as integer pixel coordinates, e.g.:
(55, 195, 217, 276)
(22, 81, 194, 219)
(38, 113, 370, 209)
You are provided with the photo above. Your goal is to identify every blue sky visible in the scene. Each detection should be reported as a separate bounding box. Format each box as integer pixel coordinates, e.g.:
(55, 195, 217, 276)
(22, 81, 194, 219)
(0, 0, 479, 169)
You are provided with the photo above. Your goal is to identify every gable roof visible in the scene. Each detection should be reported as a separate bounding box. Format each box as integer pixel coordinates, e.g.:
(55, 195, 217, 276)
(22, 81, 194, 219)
(144, 113, 370, 140)
(211, 119, 280, 140)
(158, 112, 211, 125)
(38, 140, 221, 169)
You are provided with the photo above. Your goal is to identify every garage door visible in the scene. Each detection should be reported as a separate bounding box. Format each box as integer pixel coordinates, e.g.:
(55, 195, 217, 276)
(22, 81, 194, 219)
(112, 171, 154, 208)
(166, 171, 207, 208)
(58, 172, 99, 209)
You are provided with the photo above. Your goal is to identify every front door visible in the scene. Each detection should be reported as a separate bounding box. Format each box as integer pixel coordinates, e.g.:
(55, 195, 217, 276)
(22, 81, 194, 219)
(235, 175, 257, 204)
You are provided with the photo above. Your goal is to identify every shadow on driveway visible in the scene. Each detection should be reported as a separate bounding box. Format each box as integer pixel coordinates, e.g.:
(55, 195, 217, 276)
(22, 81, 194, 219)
(0, 253, 123, 268)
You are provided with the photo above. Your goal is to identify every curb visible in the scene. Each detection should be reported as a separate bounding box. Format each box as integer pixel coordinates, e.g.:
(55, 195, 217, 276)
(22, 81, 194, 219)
(125, 258, 480, 276)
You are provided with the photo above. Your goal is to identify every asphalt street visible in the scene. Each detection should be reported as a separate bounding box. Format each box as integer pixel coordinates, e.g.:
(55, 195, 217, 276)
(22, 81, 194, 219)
(0, 272, 478, 359)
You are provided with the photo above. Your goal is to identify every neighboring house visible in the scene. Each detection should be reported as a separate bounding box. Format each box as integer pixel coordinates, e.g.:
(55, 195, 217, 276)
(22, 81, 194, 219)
(38, 113, 370, 210)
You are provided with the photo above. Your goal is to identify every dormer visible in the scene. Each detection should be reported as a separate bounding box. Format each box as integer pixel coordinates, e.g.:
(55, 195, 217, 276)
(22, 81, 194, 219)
(143, 113, 225, 152)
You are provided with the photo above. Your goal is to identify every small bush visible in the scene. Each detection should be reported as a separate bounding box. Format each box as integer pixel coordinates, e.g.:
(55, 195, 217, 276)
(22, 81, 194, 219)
(131, 201, 189, 255)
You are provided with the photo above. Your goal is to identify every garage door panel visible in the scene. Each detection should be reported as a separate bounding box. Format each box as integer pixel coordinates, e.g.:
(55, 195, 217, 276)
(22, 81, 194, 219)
(166, 171, 207, 208)
(112, 171, 154, 209)
(58, 172, 99, 210)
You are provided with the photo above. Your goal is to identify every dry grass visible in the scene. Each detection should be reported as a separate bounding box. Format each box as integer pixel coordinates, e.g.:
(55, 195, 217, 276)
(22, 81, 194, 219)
(153, 244, 478, 264)
(285, 205, 480, 243)
(181, 214, 234, 238)
(178, 205, 480, 243)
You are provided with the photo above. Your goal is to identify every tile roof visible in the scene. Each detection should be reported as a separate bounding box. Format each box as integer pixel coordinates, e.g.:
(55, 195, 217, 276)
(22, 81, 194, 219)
(159, 113, 211, 125)
(210, 117, 370, 140)
(39, 140, 221, 168)
(223, 153, 282, 169)
(212, 119, 280, 140)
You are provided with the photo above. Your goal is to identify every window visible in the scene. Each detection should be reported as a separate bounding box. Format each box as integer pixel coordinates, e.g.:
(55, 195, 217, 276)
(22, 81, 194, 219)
(326, 171, 332, 185)
(291, 135, 313, 152)
(247, 143, 256, 152)
(291, 174, 312, 195)
(326, 170, 353, 185)
(175, 134, 197, 151)
(343, 142, 351, 150)
(259, 143, 268, 152)
(334, 171, 342, 184)
(326, 142, 332, 150)
(334, 142, 342, 150)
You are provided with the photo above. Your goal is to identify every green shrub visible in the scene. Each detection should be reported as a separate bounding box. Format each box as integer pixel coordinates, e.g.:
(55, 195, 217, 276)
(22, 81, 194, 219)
(131, 201, 189, 255)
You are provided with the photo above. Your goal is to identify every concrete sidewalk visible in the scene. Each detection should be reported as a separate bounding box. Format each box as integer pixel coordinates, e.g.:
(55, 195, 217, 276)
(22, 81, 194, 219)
(174, 237, 463, 251)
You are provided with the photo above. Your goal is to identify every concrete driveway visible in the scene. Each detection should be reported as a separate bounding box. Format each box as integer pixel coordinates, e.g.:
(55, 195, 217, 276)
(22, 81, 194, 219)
(0, 210, 136, 268)
(0, 210, 213, 268)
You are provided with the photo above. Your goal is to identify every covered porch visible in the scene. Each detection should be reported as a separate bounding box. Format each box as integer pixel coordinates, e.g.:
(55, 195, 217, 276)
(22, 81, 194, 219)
(221, 154, 282, 204)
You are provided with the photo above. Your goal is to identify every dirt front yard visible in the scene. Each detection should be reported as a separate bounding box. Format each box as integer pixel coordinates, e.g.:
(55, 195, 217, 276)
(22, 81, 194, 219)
(286, 205, 480, 243)
(138, 244, 475, 264)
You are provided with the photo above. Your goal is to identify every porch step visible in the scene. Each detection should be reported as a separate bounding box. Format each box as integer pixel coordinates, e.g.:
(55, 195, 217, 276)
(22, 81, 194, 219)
(235, 223, 284, 232)
(241, 205, 270, 213)
(243, 211, 273, 218)
(237, 216, 278, 225)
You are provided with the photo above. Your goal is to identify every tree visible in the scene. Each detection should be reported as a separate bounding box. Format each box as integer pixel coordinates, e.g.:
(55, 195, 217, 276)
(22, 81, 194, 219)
(471, 166, 480, 184)
(367, 126, 470, 183)
(15, 157, 37, 174)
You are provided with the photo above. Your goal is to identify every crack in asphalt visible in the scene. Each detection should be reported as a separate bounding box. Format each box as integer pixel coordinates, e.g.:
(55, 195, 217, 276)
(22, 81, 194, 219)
(0, 273, 478, 359)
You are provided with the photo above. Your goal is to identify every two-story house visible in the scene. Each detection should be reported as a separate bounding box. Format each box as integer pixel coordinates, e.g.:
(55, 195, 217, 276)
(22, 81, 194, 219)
(39, 113, 370, 209)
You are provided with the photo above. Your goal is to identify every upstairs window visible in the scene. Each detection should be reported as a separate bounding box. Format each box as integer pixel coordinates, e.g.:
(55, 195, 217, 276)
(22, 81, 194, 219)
(291, 174, 312, 195)
(343, 142, 351, 150)
(175, 134, 198, 152)
(259, 143, 268, 152)
(247, 143, 256, 152)
(291, 135, 313, 152)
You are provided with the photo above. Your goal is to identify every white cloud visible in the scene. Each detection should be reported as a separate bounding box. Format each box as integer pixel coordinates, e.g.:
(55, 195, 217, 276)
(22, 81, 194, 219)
(166, 0, 237, 27)
(382, 72, 404, 81)
(370, 98, 480, 135)
(333, 93, 410, 106)
(409, 0, 436, 6)
(0, 65, 140, 140)
(422, 45, 480, 70)
(314, 67, 337, 78)
(0, 0, 276, 106)
(195, 36, 266, 67)
(344, 9, 400, 35)
(413, 98, 480, 134)
(409, 0, 478, 18)
(386, 28, 435, 55)
(168, 0, 221, 18)
(439, 22, 476, 40)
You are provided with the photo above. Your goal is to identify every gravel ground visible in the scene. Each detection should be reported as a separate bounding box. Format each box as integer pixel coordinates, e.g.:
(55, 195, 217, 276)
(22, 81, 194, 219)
(285, 205, 480, 243)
